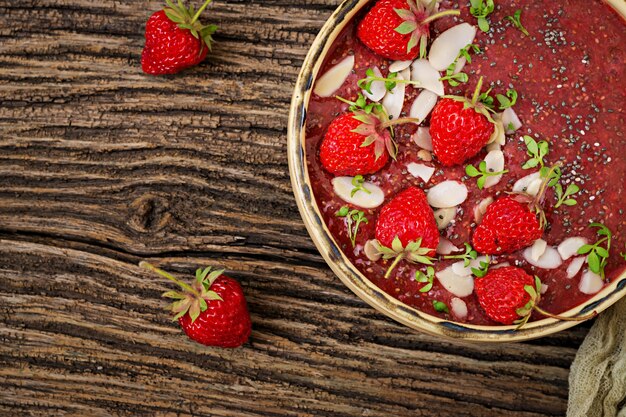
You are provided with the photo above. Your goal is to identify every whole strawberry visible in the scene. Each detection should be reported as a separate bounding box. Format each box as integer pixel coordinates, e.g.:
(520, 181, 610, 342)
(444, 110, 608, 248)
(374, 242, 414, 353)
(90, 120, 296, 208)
(472, 196, 543, 255)
(476, 266, 597, 327)
(357, 0, 459, 60)
(142, 0, 218, 75)
(474, 266, 537, 325)
(140, 262, 251, 348)
(375, 186, 439, 277)
(320, 112, 392, 176)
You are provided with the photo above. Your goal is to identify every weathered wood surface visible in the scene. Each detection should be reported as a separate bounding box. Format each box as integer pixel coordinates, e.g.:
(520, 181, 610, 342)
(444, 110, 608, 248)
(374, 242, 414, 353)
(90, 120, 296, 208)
(0, 1, 590, 416)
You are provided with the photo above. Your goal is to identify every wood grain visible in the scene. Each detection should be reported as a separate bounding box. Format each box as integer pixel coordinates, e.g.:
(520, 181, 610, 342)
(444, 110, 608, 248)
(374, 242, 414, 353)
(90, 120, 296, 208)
(0, 1, 589, 416)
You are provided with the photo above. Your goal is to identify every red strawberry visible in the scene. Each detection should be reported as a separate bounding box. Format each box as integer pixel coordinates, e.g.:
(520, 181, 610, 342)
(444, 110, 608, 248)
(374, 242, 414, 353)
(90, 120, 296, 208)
(375, 186, 439, 277)
(320, 111, 395, 176)
(474, 266, 537, 325)
(142, 1, 218, 75)
(472, 196, 543, 255)
(140, 262, 251, 348)
(475, 266, 597, 326)
(357, 0, 459, 60)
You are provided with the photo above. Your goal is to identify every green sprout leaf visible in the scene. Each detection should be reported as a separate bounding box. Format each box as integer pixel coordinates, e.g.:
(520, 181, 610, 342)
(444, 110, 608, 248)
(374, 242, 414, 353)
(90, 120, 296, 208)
(522, 136, 549, 170)
(335, 93, 384, 114)
(471, 256, 490, 278)
(470, 0, 495, 32)
(465, 161, 508, 190)
(505, 9, 530, 36)
(433, 300, 450, 313)
(416, 266, 435, 293)
(554, 183, 580, 208)
(357, 68, 421, 94)
(577, 223, 612, 279)
(336, 206, 369, 247)
(443, 243, 478, 267)
(351, 175, 372, 197)
(496, 88, 518, 110)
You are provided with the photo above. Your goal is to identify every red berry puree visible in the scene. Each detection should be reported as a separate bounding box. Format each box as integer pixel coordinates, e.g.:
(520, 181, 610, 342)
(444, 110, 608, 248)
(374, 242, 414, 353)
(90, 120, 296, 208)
(305, 0, 626, 325)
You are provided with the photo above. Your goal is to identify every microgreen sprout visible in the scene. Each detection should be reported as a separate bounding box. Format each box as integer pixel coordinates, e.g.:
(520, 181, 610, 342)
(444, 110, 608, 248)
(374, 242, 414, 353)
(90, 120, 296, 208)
(358, 68, 421, 94)
(522, 135, 549, 170)
(496, 88, 518, 110)
(471, 256, 490, 278)
(440, 44, 481, 87)
(416, 266, 435, 293)
(505, 9, 530, 36)
(577, 223, 612, 279)
(465, 161, 509, 190)
(554, 183, 579, 208)
(470, 0, 495, 32)
(350, 175, 371, 197)
(335, 93, 383, 114)
(433, 300, 449, 313)
(336, 206, 368, 247)
(443, 243, 478, 267)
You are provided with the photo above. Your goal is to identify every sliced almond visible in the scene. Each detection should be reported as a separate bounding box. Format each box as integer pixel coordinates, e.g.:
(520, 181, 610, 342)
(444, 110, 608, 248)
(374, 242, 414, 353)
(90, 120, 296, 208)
(332, 176, 384, 209)
(382, 71, 405, 121)
(540, 284, 548, 295)
(523, 246, 563, 269)
(530, 239, 548, 262)
(413, 126, 433, 151)
(513, 172, 541, 194)
(486, 142, 501, 152)
(428, 23, 477, 71)
(411, 59, 445, 96)
(566, 256, 586, 278)
(489, 114, 506, 146)
(427, 181, 468, 208)
(483, 150, 505, 188)
(501, 107, 522, 134)
(473, 196, 493, 224)
(557, 237, 588, 260)
(434, 207, 457, 229)
(579, 269, 604, 294)
(526, 178, 543, 197)
(364, 239, 381, 262)
(362, 66, 386, 102)
(417, 149, 433, 162)
(407, 162, 435, 183)
(437, 237, 460, 255)
(389, 60, 412, 73)
(314, 55, 354, 97)
(450, 297, 468, 319)
(436, 266, 474, 297)
(409, 90, 439, 123)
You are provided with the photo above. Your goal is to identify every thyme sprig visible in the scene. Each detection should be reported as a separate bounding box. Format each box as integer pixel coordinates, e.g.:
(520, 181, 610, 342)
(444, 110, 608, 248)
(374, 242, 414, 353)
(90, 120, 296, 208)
(336, 206, 368, 247)
(578, 223, 612, 279)
(465, 161, 509, 190)
(505, 9, 530, 36)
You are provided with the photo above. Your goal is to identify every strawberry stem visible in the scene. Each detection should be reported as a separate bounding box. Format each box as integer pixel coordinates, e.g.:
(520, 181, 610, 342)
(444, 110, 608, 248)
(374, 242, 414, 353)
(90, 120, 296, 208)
(380, 117, 422, 129)
(139, 261, 201, 297)
(384, 253, 405, 279)
(190, 0, 214, 24)
(534, 305, 597, 322)
(421, 9, 460, 25)
(471, 76, 484, 106)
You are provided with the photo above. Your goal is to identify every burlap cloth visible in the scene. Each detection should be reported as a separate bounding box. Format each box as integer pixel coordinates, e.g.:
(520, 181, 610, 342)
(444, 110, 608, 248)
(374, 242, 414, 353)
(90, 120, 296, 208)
(568, 297, 626, 416)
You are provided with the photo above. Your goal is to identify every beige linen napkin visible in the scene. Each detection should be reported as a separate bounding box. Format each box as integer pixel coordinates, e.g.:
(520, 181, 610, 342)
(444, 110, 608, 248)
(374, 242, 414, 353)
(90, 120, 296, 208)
(568, 297, 626, 417)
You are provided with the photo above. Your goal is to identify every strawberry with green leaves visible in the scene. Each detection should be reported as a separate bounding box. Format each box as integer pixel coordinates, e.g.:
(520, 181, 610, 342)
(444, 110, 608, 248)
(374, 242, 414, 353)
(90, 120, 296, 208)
(357, 0, 459, 60)
(475, 266, 596, 327)
(320, 96, 418, 176)
(430, 77, 496, 166)
(142, 0, 218, 75)
(374, 186, 439, 277)
(140, 262, 251, 348)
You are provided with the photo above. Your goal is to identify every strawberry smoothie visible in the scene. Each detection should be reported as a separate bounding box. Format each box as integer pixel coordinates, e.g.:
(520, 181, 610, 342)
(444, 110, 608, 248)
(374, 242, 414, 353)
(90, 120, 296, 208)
(306, 0, 626, 325)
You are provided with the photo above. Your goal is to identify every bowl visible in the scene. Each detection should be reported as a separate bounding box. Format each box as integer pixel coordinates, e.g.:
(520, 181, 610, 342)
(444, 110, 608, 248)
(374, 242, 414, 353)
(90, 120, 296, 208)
(288, 0, 626, 342)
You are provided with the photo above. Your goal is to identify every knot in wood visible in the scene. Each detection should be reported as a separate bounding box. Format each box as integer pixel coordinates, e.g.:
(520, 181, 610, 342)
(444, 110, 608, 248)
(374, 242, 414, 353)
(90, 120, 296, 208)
(128, 194, 172, 233)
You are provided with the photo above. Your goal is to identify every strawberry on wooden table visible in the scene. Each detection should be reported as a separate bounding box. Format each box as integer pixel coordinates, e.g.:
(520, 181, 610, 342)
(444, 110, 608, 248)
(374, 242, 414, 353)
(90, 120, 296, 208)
(357, 0, 459, 60)
(430, 77, 496, 166)
(475, 266, 596, 327)
(374, 186, 439, 277)
(142, 0, 218, 75)
(140, 262, 251, 348)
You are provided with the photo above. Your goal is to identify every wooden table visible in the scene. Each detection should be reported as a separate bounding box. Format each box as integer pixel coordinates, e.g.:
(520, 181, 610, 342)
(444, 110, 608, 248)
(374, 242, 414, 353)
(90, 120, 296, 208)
(0, 1, 589, 415)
